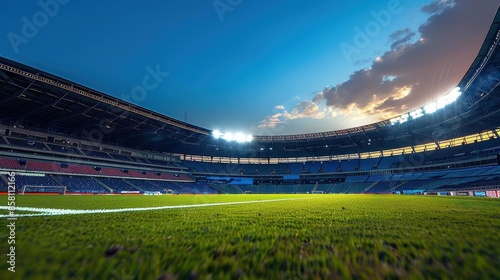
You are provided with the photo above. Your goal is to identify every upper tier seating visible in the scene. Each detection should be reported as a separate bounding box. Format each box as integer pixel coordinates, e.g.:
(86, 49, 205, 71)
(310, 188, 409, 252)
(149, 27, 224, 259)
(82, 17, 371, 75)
(7, 137, 48, 150)
(46, 144, 83, 155)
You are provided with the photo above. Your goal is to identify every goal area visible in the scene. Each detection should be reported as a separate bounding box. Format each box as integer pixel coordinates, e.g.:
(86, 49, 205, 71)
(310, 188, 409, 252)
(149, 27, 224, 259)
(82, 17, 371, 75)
(22, 185, 67, 195)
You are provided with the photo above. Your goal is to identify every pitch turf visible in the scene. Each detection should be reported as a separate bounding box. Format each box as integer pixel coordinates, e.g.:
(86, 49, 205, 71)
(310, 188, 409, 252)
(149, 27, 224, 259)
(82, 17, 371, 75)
(1, 194, 499, 279)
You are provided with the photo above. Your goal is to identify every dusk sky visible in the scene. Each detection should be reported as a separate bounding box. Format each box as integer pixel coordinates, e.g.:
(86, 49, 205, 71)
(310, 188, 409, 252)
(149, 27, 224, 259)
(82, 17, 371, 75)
(1, 0, 499, 135)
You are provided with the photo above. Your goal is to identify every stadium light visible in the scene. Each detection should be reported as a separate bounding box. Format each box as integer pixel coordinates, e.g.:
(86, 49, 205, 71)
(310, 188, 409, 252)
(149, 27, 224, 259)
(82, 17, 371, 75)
(391, 87, 462, 125)
(410, 108, 424, 120)
(235, 132, 246, 143)
(424, 103, 437, 114)
(212, 130, 253, 143)
(213, 130, 222, 139)
(224, 132, 234, 141)
(399, 113, 409, 124)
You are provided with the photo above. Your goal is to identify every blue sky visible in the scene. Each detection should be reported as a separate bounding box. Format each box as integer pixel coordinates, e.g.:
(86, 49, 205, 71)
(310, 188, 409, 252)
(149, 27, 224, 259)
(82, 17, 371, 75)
(1, 0, 499, 135)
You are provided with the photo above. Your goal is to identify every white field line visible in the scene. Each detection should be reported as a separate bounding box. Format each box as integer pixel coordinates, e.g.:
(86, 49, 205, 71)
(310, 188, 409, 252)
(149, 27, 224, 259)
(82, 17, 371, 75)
(0, 198, 308, 218)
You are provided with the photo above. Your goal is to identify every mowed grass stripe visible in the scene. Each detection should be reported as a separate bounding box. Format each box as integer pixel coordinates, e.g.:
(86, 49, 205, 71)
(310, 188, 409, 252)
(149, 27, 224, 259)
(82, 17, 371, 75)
(0, 197, 310, 217)
(9, 194, 311, 209)
(0, 195, 499, 279)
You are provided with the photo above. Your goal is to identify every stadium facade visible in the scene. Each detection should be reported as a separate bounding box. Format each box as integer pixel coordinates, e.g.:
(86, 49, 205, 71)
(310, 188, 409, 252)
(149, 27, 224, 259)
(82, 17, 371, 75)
(1, 9, 500, 197)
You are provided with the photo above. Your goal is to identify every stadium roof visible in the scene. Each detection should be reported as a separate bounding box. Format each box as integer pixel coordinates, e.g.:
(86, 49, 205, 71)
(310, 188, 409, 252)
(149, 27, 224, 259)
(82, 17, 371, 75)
(1, 7, 500, 159)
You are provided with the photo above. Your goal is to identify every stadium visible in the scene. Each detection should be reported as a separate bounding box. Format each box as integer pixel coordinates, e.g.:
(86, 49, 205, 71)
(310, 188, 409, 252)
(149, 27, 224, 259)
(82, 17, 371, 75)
(1, 1, 500, 279)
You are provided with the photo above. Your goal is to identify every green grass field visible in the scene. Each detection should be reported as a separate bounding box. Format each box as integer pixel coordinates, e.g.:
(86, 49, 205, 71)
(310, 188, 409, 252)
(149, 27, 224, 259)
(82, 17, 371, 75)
(1, 194, 499, 279)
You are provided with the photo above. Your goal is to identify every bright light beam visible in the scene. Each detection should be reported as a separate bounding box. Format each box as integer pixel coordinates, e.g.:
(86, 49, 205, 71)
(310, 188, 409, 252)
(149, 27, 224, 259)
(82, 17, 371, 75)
(392, 87, 462, 125)
(212, 130, 253, 143)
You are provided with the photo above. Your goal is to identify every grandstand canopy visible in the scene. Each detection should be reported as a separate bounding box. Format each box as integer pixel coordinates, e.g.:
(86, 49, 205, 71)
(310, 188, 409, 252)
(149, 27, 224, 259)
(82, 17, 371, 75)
(1, 8, 500, 159)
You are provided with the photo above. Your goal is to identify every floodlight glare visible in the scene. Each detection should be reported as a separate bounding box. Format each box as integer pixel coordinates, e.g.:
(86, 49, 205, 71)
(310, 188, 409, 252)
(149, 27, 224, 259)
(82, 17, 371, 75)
(410, 108, 424, 119)
(448, 87, 462, 100)
(390, 87, 462, 126)
(424, 102, 437, 114)
(437, 87, 462, 110)
(223, 132, 234, 141)
(212, 130, 253, 143)
(436, 98, 447, 110)
(212, 130, 222, 139)
(399, 113, 409, 124)
(235, 132, 246, 143)
(390, 117, 400, 125)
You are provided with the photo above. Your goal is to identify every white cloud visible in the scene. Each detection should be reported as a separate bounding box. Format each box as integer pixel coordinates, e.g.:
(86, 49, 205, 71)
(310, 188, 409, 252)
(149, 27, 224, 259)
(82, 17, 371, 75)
(257, 113, 284, 129)
(255, 0, 499, 133)
(257, 100, 341, 129)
